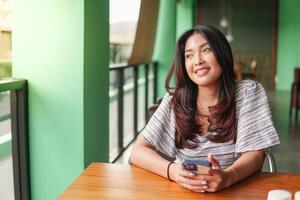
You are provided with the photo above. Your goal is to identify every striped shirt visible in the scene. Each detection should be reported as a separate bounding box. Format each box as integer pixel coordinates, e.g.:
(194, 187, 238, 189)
(142, 80, 280, 169)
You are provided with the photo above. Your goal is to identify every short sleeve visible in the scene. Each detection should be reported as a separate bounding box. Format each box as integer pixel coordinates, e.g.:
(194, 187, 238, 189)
(235, 81, 280, 155)
(142, 93, 177, 161)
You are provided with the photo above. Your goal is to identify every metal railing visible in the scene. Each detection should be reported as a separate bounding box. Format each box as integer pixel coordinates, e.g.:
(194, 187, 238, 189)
(109, 61, 158, 162)
(0, 78, 30, 200)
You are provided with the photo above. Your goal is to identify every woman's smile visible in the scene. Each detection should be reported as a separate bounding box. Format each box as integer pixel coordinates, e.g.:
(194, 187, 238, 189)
(195, 67, 210, 76)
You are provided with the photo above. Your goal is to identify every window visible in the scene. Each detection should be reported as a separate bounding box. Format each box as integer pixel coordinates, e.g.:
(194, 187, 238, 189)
(109, 0, 141, 65)
(109, 0, 141, 161)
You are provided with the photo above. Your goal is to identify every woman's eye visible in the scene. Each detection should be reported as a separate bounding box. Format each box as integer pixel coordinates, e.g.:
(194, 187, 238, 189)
(185, 54, 192, 59)
(203, 47, 212, 54)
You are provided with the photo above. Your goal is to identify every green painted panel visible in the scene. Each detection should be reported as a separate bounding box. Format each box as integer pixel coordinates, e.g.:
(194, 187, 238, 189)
(176, 0, 195, 39)
(152, 0, 176, 97)
(13, 0, 109, 199)
(13, 1, 84, 198)
(83, 0, 109, 166)
(276, 0, 300, 91)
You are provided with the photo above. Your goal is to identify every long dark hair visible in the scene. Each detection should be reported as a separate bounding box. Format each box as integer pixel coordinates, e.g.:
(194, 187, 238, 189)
(165, 25, 237, 149)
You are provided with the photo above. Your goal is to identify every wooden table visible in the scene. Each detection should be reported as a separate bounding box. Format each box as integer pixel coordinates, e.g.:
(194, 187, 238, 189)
(58, 163, 300, 200)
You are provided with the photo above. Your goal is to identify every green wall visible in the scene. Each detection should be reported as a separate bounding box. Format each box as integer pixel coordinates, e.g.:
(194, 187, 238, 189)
(276, 0, 300, 91)
(13, 1, 109, 199)
(176, 0, 195, 39)
(153, 0, 177, 97)
(84, 0, 109, 167)
(153, 0, 195, 97)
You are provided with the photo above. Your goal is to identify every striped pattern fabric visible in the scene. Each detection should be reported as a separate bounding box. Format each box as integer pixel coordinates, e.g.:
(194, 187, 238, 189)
(142, 80, 280, 169)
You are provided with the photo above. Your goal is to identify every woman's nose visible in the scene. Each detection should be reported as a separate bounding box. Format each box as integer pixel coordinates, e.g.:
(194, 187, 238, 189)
(194, 52, 204, 66)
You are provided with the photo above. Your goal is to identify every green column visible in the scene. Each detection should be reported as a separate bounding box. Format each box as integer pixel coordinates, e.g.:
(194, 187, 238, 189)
(176, 0, 195, 38)
(84, 0, 109, 167)
(277, 0, 300, 91)
(152, 0, 177, 97)
(13, 0, 109, 199)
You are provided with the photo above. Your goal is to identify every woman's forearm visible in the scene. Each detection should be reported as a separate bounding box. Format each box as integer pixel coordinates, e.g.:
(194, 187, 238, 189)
(225, 150, 264, 186)
(130, 137, 171, 179)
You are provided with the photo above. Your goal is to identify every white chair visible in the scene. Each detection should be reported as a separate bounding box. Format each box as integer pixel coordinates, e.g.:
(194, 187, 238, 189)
(264, 150, 277, 173)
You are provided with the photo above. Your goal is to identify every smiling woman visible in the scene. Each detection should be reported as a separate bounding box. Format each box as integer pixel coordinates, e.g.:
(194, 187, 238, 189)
(130, 25, 280, 193)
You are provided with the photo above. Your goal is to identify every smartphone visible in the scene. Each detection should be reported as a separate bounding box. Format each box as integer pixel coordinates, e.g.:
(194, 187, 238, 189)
(182, 159, 212, 175)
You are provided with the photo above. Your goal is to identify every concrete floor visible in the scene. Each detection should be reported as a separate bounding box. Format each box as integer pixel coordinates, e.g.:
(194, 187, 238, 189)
(268, 90, 300, 173)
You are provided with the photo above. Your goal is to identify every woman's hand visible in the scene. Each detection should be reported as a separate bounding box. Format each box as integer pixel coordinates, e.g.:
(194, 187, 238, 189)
(169, 153, 233, 193)
(169, 163, 209, 193)
(196, 151, 264, 193)
(199, 153, 233, 192)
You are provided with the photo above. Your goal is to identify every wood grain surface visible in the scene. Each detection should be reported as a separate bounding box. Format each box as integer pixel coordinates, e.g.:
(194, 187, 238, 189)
(58, 163, 300, 200)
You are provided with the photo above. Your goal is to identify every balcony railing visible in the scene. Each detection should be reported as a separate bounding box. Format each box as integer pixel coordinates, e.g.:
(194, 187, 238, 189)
(0, 78, 30, 200)
(109, 61, 158, 162)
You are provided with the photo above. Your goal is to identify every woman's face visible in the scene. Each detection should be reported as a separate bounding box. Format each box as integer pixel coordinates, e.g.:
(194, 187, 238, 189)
(184, 33, 222, 88)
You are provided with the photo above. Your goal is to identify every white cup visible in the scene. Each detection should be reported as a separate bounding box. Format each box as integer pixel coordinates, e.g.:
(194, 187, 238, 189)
(267, 190, 292, 200)
(295, 191, 300, 200)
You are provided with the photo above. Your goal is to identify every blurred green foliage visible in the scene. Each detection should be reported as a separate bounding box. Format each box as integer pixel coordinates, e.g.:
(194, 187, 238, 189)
(0, 61, 11, 103)
(0, 61, 12, 78)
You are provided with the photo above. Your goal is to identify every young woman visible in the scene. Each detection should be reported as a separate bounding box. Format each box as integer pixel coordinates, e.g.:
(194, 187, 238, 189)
(130, 25, 279, 193)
